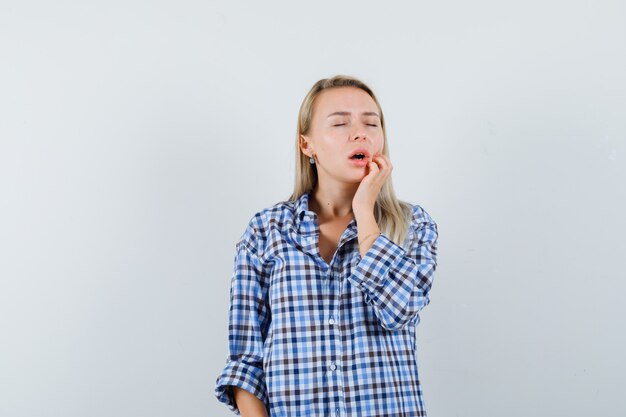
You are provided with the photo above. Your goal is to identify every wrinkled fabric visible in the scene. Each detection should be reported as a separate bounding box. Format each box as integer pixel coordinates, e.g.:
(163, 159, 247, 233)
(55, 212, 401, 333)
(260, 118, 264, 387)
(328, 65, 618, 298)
(215, 191, 439, 417)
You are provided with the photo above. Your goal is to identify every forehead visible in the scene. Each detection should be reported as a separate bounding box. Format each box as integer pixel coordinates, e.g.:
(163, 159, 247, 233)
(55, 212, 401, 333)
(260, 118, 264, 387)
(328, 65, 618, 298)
(313, 86, 378, 116)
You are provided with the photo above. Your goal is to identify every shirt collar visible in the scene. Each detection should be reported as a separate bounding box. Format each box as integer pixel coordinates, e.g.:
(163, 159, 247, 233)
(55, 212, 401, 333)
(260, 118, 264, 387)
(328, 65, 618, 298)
(295, 190, 313, 226)
(294, 190, 358, 242)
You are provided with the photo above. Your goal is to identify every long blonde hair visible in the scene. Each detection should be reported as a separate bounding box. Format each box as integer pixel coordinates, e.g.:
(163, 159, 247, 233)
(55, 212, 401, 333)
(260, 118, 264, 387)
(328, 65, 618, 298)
(287, 74, 414, 249)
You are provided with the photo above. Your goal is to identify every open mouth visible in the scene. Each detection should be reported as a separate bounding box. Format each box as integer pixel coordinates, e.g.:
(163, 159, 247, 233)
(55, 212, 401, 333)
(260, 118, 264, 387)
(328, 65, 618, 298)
(350, 153, 366, 160)
(349, 155, 369, 167)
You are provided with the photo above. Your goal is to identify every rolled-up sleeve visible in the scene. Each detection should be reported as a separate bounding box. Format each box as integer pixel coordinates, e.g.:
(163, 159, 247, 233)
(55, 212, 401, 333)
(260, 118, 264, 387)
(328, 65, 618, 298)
(348, 206, 439, 331)
(215, 233, 270, 415)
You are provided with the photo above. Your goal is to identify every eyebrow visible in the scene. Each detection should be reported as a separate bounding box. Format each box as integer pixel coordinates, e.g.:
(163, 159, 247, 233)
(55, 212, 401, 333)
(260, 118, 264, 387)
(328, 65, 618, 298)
(326, 111, 380, 119)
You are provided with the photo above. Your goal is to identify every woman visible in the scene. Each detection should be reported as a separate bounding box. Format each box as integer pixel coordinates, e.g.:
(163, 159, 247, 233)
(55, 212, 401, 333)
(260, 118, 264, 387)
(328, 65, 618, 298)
(215, 75, 439, 417)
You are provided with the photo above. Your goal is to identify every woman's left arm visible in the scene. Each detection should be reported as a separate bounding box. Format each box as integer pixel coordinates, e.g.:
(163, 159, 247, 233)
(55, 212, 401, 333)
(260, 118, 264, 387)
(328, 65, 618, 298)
(348, 210, 439, 331)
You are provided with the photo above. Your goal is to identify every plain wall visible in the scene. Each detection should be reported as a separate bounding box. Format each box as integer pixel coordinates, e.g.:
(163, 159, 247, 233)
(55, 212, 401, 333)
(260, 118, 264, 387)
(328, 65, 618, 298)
(1, 1, 625, 416)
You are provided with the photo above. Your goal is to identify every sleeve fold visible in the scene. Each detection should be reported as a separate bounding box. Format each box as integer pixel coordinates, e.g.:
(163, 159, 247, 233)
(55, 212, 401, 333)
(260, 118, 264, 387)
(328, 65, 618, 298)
(215, 356, 269, 415)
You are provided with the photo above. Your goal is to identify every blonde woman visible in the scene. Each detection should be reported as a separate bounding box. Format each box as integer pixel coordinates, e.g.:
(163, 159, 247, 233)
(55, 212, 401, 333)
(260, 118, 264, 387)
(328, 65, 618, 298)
(215, 75, 439, 417)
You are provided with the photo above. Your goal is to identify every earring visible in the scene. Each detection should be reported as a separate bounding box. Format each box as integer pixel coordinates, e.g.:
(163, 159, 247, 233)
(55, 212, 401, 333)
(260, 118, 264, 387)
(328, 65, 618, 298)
(309, 155, 315, 164)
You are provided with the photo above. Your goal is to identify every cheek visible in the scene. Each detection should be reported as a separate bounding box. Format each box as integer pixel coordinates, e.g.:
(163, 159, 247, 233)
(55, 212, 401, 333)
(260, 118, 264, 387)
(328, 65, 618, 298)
(375, 136, 385, 153)
(318, 134, 341, 151)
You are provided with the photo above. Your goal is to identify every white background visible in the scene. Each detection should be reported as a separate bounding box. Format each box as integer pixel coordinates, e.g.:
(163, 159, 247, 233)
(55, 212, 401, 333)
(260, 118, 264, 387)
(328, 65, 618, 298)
(1, 1, 625, 416)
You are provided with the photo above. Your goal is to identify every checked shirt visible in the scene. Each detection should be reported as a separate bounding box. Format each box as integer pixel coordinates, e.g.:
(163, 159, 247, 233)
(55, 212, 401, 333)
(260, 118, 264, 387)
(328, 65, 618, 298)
(215, 190, 439, 417)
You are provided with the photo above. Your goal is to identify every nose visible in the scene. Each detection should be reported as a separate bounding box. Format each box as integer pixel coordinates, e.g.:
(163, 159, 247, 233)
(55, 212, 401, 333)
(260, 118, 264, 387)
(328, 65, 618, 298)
(350, 123, 371, 143)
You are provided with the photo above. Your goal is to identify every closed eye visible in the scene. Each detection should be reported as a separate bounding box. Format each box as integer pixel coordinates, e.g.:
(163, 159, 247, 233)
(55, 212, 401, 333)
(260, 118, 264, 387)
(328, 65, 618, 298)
(333, 123, 378, 127)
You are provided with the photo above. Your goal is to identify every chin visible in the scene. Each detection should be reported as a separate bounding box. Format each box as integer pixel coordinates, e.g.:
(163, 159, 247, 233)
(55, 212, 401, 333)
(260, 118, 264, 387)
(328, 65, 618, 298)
(343, 173, 366, 183)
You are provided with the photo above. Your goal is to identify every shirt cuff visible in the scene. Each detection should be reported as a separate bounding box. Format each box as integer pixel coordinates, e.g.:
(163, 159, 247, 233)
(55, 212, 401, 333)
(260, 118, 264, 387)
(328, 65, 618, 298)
(349, 232, 409, 306)
(214, 358, 268, 415)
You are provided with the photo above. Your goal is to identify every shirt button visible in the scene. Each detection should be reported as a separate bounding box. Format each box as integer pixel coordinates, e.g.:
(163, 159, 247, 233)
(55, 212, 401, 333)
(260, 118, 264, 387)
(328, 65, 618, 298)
(336, 408, 340, 416)
(306, 236, 314, 243)
(328, 317, 335, 325)
(329, 362, 336, 371)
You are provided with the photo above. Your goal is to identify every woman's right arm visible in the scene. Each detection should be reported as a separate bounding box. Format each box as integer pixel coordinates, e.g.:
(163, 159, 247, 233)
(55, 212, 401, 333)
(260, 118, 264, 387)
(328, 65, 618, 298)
(232, 386, 269, 417)
(214, 217, 271, 415)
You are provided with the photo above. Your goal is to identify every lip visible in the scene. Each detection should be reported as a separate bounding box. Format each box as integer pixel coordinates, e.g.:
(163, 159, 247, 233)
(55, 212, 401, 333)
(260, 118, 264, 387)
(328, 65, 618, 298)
(347, 147, 371, 160)
(349, 158, 369, 167)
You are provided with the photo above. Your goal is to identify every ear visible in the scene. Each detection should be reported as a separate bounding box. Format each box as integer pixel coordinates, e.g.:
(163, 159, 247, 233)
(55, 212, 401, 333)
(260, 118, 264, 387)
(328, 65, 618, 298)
(299, 134, 313, 157)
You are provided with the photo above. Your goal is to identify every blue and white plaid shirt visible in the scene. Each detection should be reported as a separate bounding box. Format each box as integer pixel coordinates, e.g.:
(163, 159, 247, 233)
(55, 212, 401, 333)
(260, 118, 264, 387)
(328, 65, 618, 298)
(215, 191, 439, 417)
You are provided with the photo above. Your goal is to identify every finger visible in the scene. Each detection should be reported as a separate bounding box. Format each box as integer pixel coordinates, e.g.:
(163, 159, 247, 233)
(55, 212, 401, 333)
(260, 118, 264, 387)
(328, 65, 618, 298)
(375, 154, 393, 172)
(366, 159, 379, 177)
(372, 155, 388, 171)
(372, 155, 392, 182)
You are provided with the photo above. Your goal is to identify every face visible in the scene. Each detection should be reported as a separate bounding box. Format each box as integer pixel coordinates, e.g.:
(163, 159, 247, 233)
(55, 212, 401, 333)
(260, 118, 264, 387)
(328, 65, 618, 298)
(300, 86, 385, 184)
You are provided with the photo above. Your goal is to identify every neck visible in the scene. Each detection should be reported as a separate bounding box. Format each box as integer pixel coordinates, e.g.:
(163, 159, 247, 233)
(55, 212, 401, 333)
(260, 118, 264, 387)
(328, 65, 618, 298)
(309, 181, 358, 220)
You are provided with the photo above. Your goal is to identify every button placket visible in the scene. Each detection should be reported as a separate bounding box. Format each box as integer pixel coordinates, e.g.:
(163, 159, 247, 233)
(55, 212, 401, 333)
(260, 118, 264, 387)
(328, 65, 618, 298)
(333, 257, 346, 416)
(326, 263, 342, 405)
(336, 283, 345, 414)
